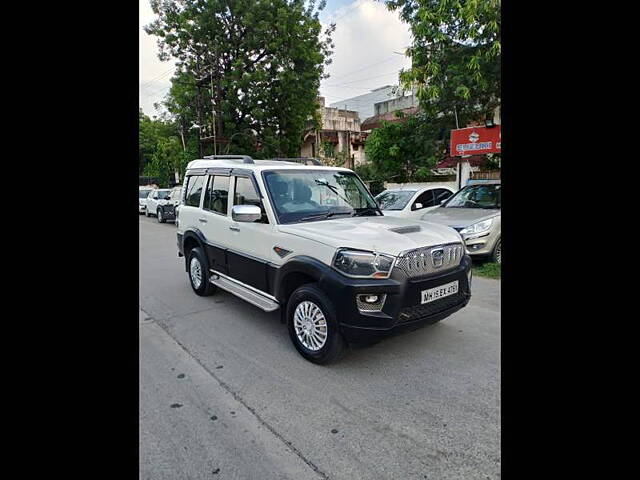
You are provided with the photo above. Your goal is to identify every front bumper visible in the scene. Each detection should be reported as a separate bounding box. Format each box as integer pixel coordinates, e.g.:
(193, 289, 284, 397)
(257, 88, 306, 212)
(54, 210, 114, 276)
(160, 204, 176, 221)
(139, 204, 146, 213)
(319, 255, 472, 343)
(463, 231, 499, 257)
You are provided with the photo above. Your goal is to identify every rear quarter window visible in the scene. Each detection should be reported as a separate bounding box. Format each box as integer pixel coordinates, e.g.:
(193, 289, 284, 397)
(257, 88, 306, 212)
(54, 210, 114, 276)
(185, 175, 205, 207)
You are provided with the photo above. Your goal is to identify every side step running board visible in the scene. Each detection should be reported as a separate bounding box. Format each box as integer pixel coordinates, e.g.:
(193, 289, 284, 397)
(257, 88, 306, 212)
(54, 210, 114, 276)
(210, 270, 280, 312)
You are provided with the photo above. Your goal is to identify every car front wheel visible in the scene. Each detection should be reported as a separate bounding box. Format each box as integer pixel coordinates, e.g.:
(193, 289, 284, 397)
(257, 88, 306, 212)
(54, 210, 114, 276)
(157, 208, 165, 223)
(492, 238, 501, 264)
(287, 283, 346, 364)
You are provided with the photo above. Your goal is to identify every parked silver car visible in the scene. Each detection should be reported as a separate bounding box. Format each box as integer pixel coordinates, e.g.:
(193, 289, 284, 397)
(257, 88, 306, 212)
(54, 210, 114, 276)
(421, 182, 501, 263)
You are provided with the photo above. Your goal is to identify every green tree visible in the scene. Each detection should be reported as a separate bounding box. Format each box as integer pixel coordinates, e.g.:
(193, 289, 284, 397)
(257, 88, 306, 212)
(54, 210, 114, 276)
(386, 0, 501, 120)
(139, 110, 187, 184)
(362, 1, 501, 183)
(364, 115, 445, 183)
(145, 0, 334, 158)
(144, 136, 183, 187)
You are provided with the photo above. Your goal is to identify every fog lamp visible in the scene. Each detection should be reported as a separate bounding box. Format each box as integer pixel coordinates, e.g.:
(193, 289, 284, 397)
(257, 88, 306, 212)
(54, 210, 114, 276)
(356, 294, 387, 312)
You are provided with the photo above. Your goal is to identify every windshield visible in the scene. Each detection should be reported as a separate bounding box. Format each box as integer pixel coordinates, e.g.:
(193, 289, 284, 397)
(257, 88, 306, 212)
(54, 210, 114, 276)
(375, 190, 416, 210)
(170, 188, 182, 201)
(156, 191, 170, 200)
(443, 184, 501, 209)
(139, 190, 151, 198)
(263, 170, 380, 224)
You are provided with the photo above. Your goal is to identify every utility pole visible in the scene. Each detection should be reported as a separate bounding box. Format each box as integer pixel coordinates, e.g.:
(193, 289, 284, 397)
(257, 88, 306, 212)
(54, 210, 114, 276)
(196, 84, 204, 158)
(210, 70, 217, 155)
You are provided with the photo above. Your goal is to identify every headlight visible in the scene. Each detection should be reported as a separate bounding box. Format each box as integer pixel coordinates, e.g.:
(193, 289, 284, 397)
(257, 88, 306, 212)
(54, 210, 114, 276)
(460, 218, 493, 235)
(333, 249, 395, 278)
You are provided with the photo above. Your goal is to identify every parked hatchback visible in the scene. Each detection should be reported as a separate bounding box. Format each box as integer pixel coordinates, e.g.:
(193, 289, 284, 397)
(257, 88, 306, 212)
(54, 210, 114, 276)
(375, 186, 455, 219)
(421, 182, 501, 263)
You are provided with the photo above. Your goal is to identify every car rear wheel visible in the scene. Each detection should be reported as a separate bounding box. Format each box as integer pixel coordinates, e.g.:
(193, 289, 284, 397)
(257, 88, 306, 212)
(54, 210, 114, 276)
(187, 247, 216, 296)
(287, 284, 346, 364)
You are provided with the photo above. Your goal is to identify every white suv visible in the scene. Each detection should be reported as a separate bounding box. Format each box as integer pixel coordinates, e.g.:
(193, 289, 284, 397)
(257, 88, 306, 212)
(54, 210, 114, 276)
(176, 156, 472, 364)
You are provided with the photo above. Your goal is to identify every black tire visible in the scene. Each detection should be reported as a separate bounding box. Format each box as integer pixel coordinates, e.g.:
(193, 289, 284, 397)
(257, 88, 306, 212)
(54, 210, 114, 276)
(157, 208, 165, 223)
(491, 238, 501, 264)
(145, 208, 150, 217)
(286, 283, 346, 364)
(187, 247, 216, 296)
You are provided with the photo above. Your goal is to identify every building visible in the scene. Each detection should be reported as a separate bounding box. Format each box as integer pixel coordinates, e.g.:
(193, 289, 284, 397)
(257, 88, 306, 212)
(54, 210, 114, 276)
(328, 85, 397, 122)
(361, 88, 419, 132)
(301, 97, 368, 168)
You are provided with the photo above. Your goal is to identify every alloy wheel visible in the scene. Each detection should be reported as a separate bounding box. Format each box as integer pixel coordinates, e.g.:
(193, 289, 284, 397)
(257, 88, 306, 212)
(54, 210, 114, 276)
(293, 301, 328, 351)
(190, 257, 202, 289)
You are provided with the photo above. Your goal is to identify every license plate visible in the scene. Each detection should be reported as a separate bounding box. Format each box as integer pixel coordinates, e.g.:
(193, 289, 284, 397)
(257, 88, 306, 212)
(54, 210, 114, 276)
(421, 280, 459, 304)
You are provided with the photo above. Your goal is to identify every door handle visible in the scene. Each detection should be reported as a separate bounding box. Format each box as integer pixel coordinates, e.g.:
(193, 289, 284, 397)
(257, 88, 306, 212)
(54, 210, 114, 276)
(229, 225, 240, 232)
(198, 218, 207, 223)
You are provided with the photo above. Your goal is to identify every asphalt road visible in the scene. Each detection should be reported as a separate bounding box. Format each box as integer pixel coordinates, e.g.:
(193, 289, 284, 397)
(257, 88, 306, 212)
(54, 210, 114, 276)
(139, 215, 501, 480)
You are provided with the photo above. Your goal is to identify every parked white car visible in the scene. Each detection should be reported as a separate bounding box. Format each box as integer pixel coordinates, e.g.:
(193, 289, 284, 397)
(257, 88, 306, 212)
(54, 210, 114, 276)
(375, 186, 455, 219)
(145, 189, 172, 219)
(139, 187, 154, 214)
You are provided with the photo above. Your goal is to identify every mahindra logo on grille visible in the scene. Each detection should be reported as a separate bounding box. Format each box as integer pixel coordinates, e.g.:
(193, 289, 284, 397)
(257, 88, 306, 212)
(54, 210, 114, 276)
(431, 248, 444, 268)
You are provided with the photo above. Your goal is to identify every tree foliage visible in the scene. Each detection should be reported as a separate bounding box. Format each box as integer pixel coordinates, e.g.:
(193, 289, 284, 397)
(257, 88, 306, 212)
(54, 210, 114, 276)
(139, 110, 178, 175)
(139, 110, 189, 187)
(145, 0, 334, 158)
(386, 0, 501, 119)
(362, 0, 501, 183)
(364, 115, 446, 183)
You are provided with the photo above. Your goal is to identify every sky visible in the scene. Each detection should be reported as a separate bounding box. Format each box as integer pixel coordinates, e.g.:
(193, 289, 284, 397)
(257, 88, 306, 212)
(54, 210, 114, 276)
(139, 0, 412, 117)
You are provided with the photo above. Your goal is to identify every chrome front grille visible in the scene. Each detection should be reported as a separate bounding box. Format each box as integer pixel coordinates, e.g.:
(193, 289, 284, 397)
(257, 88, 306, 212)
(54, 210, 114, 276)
(394, 243, 464, 277)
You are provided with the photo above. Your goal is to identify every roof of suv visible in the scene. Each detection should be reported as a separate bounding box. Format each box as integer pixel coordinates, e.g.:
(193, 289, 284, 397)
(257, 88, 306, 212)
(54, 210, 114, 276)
(186, 158, 351, 173)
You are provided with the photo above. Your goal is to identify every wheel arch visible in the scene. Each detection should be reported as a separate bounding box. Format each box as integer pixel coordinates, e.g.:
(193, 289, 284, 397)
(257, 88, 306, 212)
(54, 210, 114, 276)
(274, 256, 333, 320)
(182, 229, 208, 272)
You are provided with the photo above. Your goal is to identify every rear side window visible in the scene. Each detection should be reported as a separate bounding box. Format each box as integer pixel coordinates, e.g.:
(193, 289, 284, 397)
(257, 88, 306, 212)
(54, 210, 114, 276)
(412, 190, 435, 210)
(204, 175, 229, 215)
(433, 188, 453, 204)
(185, 175, 205, 207)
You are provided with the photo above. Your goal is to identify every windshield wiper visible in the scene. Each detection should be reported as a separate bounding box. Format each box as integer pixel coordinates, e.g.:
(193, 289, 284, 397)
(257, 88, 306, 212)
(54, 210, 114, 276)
(314, 179, 353, 205)
(299, 211, 353, 222)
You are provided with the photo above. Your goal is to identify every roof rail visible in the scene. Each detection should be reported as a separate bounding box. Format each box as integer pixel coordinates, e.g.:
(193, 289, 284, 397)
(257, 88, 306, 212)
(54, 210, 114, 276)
(202, 155, 255, 164)
(268, 157, 323, 166)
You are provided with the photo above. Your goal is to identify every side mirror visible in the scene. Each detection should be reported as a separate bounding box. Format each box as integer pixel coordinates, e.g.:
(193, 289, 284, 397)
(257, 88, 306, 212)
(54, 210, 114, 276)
(232, 204, 262, 222)
(413, 202, 423, 210)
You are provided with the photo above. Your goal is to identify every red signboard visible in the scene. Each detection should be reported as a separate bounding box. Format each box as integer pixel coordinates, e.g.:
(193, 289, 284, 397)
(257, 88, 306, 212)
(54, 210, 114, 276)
(450, 125, 501, 156)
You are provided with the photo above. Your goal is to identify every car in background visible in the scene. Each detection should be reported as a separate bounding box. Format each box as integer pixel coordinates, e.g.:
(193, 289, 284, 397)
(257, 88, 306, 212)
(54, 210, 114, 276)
(145, 189, 172, 221)
(139, 187, 154, 214)
(156, 186, 182, 224)
(375, 186, 455, 219)
(421, 181, 501, 263)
